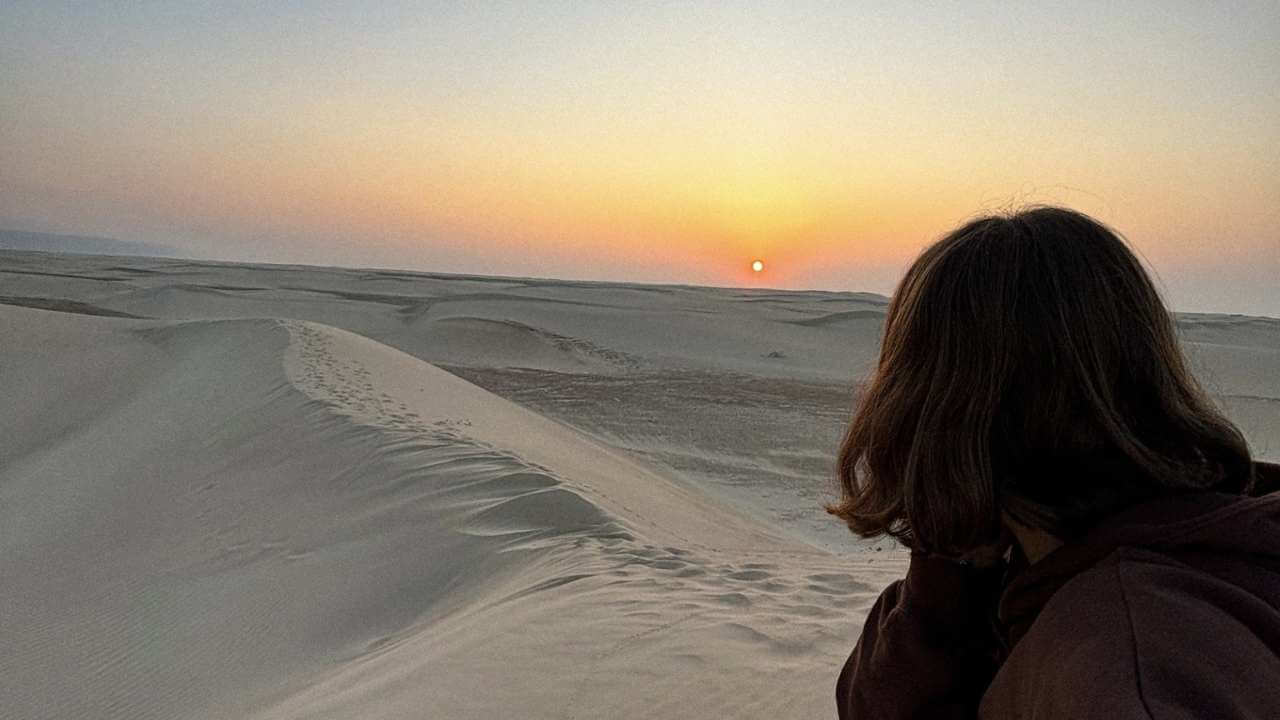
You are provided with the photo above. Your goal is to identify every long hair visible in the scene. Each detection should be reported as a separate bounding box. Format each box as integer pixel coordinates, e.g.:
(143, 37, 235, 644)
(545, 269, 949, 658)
(826, 206, 1255, 553)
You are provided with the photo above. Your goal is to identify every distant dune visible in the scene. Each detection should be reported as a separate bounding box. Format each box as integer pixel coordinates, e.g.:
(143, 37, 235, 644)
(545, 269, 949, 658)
(1, 250, 1275, 718)
(0, 229, 175, 258)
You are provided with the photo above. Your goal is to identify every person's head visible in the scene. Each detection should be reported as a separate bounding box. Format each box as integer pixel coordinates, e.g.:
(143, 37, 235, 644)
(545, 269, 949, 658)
(827, 206, 1256, 554)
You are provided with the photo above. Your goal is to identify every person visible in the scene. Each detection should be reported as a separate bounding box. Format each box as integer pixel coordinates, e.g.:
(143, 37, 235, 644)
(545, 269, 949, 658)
(827, 206, 1280, 719)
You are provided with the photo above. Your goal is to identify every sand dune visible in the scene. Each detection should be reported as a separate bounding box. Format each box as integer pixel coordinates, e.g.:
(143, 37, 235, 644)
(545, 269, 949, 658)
(2, 249, 1276, 718)
(2, 250, 1275, 550)
(0, 306, 897, 719)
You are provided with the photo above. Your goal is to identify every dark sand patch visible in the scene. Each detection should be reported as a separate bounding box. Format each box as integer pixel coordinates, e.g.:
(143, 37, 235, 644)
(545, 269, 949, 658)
(0, 295, 147, 318)
(784, 309, 886, 327)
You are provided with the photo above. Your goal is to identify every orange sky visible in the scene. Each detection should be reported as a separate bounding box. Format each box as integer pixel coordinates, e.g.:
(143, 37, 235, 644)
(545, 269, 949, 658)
(2, 2, 1277, 314)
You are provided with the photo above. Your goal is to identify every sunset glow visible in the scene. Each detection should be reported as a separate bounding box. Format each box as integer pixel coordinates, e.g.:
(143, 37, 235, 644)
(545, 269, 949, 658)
(752, 260, 765, 273)
(2, 2, 1277, 314)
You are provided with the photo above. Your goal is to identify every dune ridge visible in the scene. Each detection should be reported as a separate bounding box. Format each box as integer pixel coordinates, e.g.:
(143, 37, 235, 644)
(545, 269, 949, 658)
(1, 307, 897, 719)
(263, 320, 894, 718)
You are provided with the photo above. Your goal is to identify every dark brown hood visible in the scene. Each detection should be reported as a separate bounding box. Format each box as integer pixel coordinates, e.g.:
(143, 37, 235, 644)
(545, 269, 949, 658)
(998, 460, 1280, 648)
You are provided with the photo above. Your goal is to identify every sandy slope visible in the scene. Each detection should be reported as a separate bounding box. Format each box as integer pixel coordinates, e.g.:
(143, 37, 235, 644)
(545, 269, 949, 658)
(0, 306, 899, 719)
(271, 320, 898, 718)
(0, 250, 896, 551)
(6, 250, 1273, 554)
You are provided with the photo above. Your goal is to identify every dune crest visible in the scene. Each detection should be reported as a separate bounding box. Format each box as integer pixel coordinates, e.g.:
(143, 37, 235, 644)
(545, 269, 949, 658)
(263, 325, 896, 719)
(1, 307, 898, 719)
(281, 319, 815, 554)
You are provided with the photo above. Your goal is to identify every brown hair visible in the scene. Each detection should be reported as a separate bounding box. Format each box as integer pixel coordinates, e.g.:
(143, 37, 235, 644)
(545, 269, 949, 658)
(827, 206, 1255, 553)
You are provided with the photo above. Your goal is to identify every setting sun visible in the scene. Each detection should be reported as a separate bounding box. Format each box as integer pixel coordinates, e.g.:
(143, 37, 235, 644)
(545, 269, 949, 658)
(752, 260, 764, 273)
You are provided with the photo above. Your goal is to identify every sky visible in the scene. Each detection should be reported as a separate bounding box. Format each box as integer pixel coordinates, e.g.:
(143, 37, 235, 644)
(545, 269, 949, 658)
(2, 1, 1277, 315)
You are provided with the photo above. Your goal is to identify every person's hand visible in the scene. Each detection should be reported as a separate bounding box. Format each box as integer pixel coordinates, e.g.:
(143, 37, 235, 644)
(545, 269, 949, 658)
(938, 526, 1015, 569)
(952, 540, 1010, 569)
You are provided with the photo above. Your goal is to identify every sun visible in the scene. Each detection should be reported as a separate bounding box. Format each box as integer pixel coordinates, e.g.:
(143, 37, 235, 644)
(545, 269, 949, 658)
(751, 260, 764, 273)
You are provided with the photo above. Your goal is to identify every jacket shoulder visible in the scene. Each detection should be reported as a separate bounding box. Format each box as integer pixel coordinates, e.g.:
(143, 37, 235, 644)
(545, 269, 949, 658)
(983, 549, 1280, 719)
(982, 559, 1151, 719)
(1098, 549, 1280, 718)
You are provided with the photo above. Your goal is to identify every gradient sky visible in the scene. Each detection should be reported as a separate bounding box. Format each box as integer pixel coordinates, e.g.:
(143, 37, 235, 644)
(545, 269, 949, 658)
(3, 1, 1277, 315)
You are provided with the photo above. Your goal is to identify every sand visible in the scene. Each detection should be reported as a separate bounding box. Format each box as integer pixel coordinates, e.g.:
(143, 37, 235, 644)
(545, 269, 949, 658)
(1, 249, 1276, 718)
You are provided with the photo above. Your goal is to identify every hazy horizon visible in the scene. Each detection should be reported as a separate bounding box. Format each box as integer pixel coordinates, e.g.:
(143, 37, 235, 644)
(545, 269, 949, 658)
(3, 1, 1277, 316)
(10, 226, 1280, 322)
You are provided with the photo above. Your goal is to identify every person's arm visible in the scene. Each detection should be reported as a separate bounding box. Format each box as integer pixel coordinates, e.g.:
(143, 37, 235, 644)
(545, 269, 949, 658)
(836, 552, 1006, 720)
(1253, 460, 1280, 495)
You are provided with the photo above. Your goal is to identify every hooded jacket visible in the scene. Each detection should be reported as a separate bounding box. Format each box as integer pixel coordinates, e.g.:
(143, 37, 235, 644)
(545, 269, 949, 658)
(837, 461, 1280, 719)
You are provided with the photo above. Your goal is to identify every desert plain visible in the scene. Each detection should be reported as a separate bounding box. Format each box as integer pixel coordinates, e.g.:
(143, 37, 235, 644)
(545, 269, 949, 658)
(2, 249, 1276, 719)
